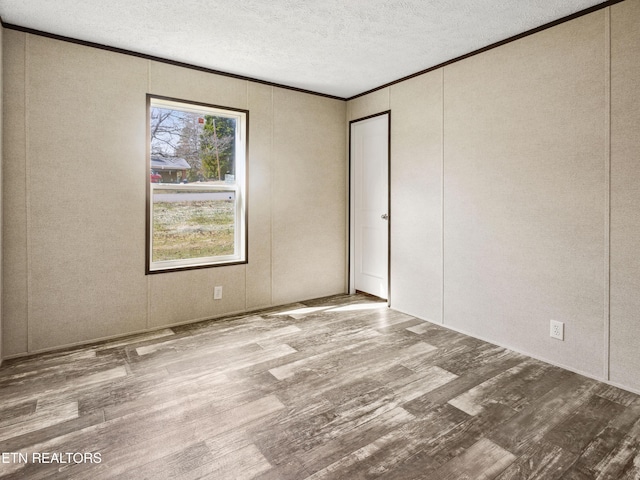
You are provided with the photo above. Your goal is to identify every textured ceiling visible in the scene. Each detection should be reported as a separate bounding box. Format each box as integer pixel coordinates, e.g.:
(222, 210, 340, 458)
(0, 0, 608, 98)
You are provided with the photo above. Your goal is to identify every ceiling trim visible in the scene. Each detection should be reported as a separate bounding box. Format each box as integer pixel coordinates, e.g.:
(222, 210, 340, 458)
(1, 0, 626, 102)
(348, 0, 624, 100)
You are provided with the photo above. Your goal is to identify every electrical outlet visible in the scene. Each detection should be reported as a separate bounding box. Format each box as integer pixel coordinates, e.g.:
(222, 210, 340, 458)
(550, 320, 564, 340)
(214, 286, 223, 300)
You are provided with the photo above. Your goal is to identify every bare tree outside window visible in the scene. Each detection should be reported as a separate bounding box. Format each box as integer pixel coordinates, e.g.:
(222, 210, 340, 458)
(150, 107, 236, 182)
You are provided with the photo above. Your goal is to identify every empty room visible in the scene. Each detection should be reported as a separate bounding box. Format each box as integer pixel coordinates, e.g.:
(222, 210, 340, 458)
(0, 0, 639, 478)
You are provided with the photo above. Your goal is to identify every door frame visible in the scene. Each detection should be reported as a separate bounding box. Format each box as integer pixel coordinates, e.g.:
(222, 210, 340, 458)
(348, 110, 392, 305)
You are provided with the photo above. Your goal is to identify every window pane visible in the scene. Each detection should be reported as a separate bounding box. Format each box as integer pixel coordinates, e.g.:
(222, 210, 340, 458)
(147, 96, 247, 273)
(152, 188, 236, 262)
(150, 107, 237, 184)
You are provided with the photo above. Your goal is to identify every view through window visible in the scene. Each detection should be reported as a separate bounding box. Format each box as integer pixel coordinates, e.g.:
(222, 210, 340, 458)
(147, 96, 247, 273)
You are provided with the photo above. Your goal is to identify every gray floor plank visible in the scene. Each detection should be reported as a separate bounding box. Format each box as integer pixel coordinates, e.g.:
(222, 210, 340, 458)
(429, 437, 516, 480)
(1, 293, 639, 479)
(488, 373, 598, 454)
(494, 441, 578, 480)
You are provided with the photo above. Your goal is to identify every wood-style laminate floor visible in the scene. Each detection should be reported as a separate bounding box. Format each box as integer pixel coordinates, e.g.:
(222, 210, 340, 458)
(1, 294, 639, 479)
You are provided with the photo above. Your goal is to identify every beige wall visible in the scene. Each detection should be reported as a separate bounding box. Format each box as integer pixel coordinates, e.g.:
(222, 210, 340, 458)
(444, 11, 607, 377)
(2, 2, 639, 394)
(0, 24, 3, 364)
(389, 73, 443, 322)
(348, 2, 640, 393)
(610, 0, 640, 391)
(3, 29, 27, 356)
(2, 31, 346, 355)
(272, 89, 347, 305)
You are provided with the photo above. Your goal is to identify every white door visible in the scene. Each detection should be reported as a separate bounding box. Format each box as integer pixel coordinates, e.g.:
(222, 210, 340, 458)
(350, 113, 389, 300)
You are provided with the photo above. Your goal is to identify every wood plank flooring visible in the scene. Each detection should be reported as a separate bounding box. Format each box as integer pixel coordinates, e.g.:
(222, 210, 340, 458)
(1, 293, 639, 479)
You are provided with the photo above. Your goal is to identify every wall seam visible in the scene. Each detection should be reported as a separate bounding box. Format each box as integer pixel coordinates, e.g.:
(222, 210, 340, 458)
(24, 33, 31, 352)
(270, 86, 274, 306)
(441, 67, 445, 325)
(604, 6, 612, 381)
(245, 80, 249, 311)
(345, 101, 350, 293)
(146, 59, 151, 331)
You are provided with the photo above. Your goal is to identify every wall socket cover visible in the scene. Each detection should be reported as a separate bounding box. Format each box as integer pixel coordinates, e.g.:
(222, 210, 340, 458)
(550, 320, 564, 340)
(214, 286, 223, 300)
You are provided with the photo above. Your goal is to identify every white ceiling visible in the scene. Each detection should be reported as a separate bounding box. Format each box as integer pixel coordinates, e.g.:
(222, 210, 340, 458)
(0, 0, 608, 98)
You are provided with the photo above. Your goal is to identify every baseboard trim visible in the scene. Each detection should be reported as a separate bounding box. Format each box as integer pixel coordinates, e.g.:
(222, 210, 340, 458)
(0, 292, 350, 362)
(393, 306, 640, 397)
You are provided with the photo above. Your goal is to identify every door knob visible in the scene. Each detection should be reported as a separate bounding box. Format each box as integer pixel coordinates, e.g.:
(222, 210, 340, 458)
(381, 214, 389, 220)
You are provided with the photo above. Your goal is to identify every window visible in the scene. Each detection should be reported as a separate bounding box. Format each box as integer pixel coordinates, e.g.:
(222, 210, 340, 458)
(146, 95, 248, 273)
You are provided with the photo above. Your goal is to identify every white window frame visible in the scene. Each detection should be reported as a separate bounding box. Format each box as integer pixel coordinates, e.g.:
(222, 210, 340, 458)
(146, 95, 248, 274)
